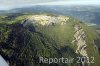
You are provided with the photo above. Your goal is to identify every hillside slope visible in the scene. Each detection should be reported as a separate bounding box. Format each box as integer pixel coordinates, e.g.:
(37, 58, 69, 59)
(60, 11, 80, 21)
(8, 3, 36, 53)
(0, 14, 100, 66)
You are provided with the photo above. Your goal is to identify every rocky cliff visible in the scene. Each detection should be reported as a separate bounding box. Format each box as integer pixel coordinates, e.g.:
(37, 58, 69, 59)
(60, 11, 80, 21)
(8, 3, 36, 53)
(22, 15, 69, 26)
(72, 24, 88, 57)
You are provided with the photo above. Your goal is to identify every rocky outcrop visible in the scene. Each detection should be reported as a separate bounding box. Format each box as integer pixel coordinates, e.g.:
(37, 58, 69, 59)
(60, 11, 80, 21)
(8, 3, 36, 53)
(21, 15, 69, 26)
(72, 24, 88, 57)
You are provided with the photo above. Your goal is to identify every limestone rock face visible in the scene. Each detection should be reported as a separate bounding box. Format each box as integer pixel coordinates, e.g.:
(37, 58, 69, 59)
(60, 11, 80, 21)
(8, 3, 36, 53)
(72, 24, 88, 57)
(22, 15, 69, 26)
